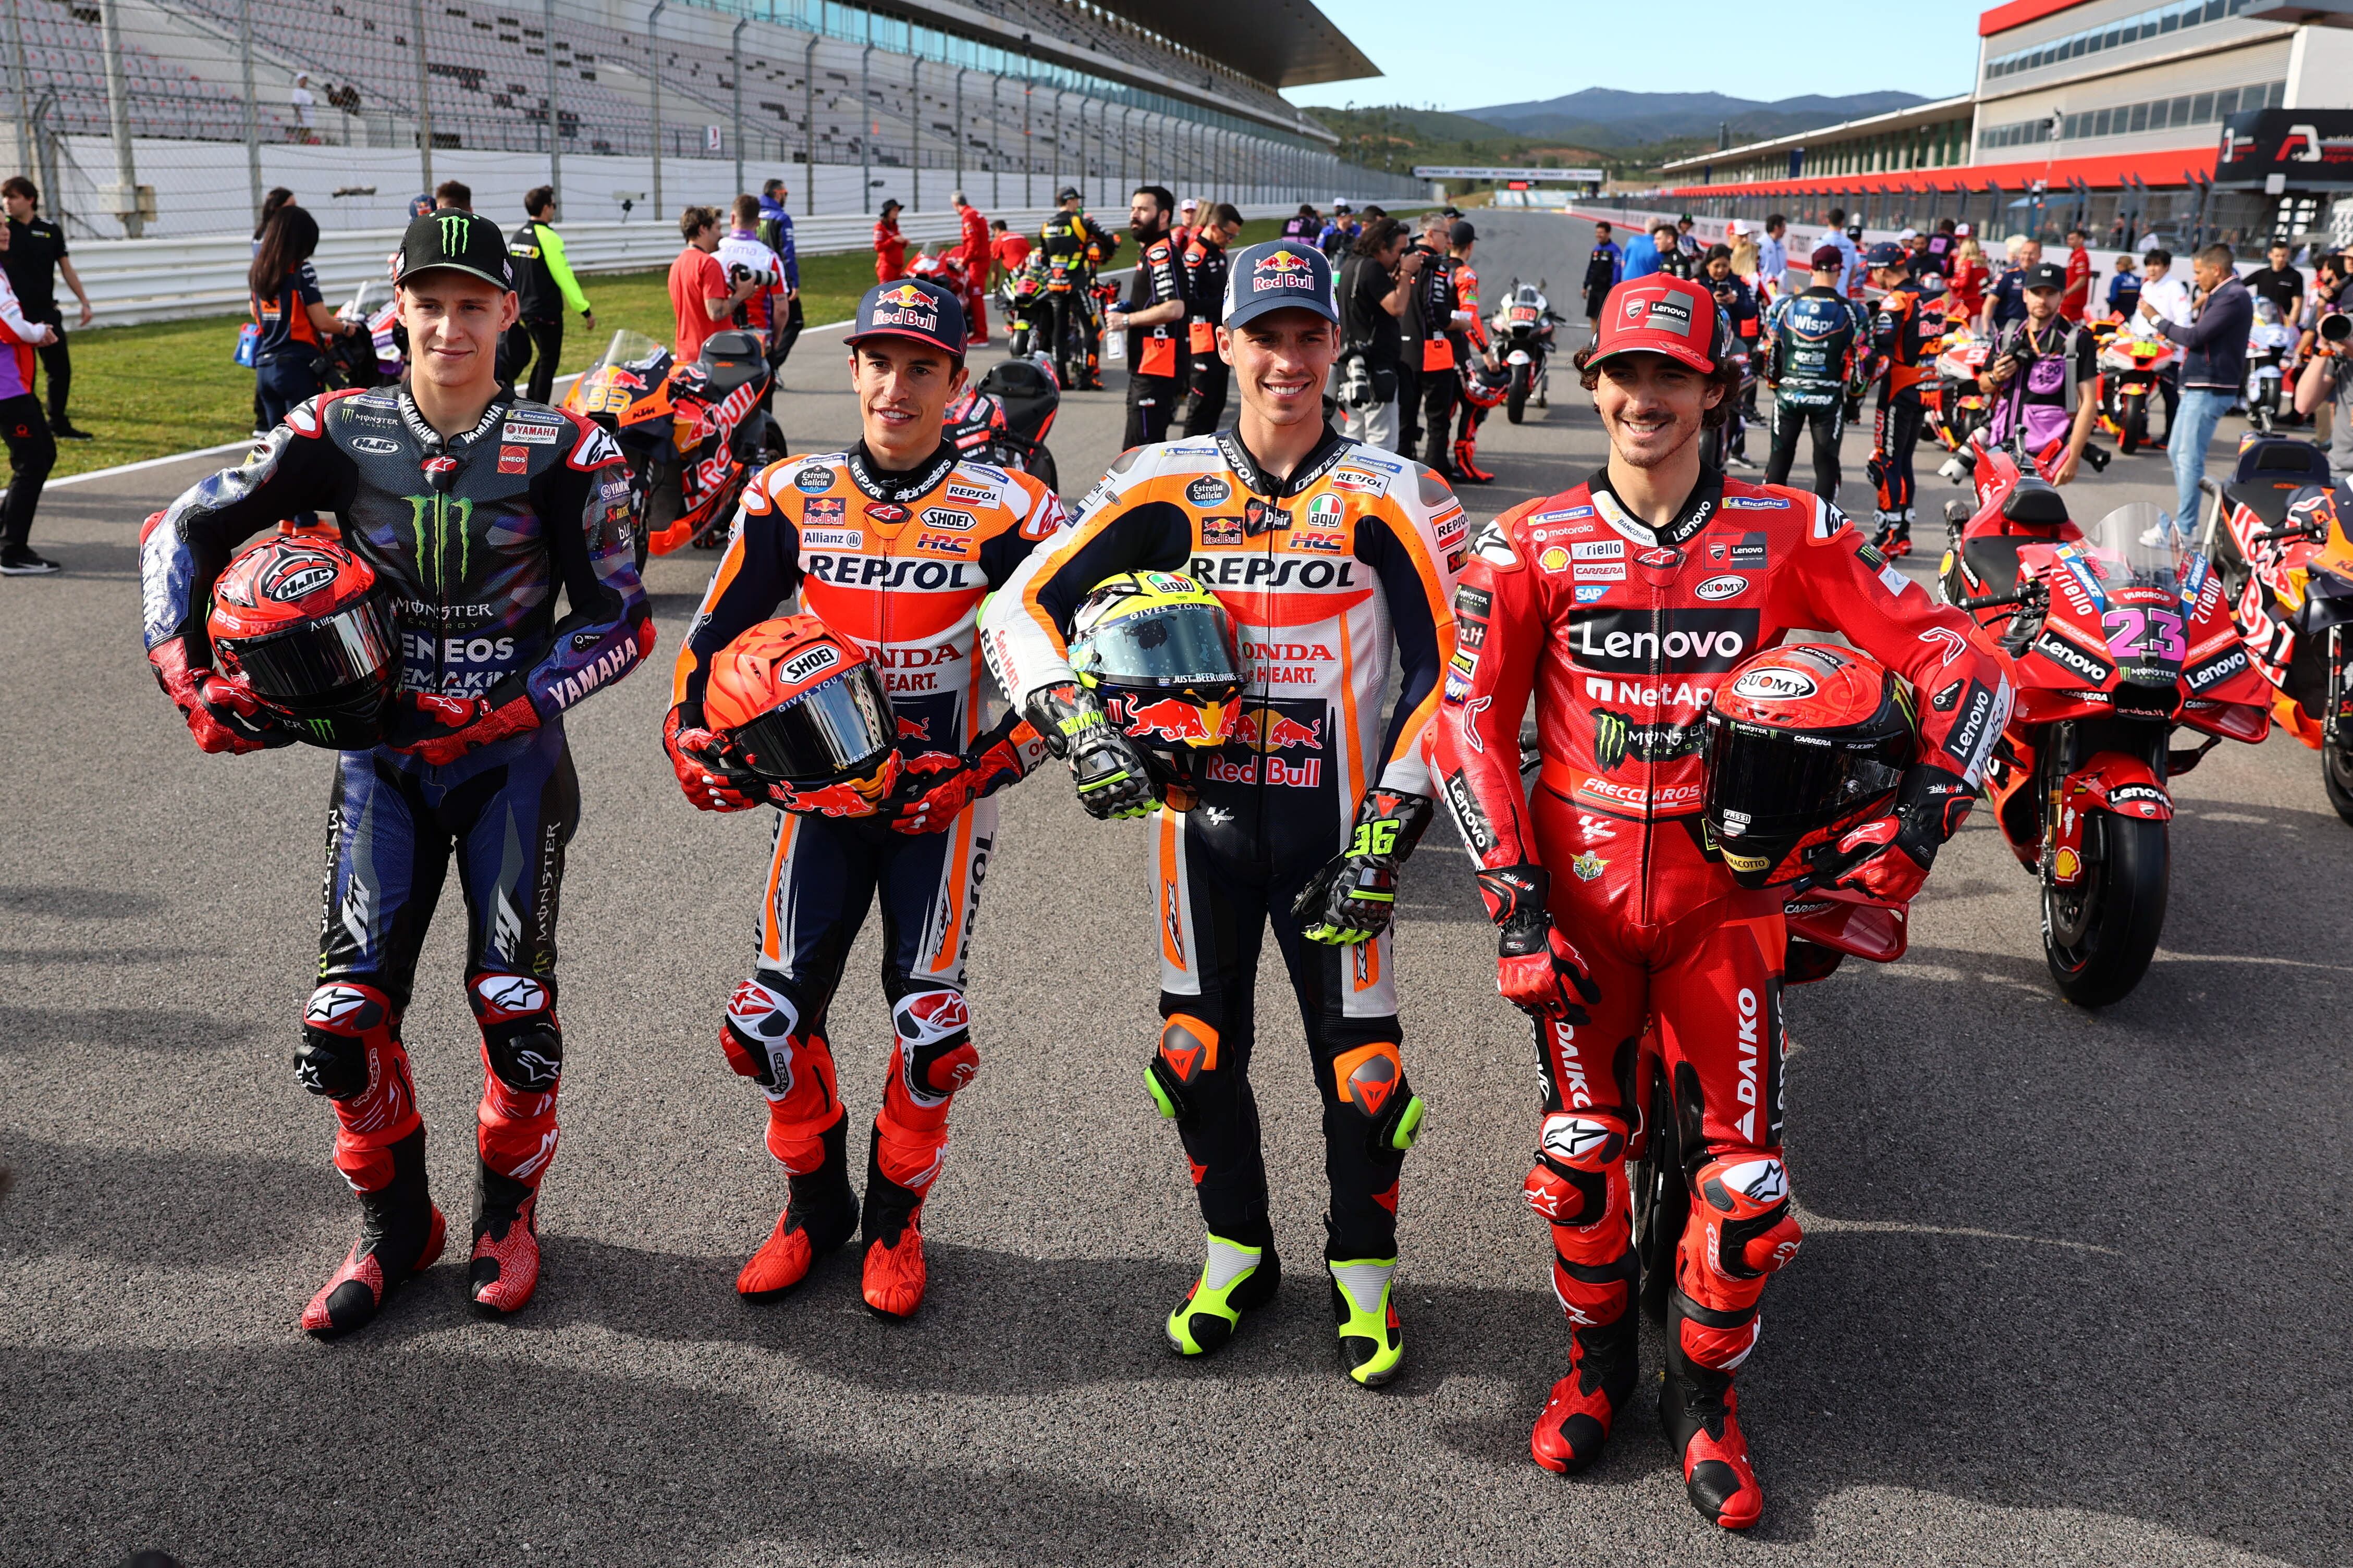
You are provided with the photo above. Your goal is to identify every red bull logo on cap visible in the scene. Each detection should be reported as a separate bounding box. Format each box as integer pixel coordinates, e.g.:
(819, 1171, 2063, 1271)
(869, 281, 941, 333)
(878, 282, 931, 307)
(1251, 248, 1317, 294)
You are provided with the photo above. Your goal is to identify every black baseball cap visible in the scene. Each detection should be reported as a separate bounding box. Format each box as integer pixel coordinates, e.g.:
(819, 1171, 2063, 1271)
(846, 277, 967, 357)
(1450, 220, 1477, 246)
(1221, 240, 1339, 331)
(1057, 186, 1083, 203)
(2024, 262, 2067, 291)
(395, 209, 513, 291)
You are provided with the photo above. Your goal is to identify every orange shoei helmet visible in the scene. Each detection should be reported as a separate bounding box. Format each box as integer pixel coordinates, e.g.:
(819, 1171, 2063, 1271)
(205, 528, 399, 749)
(703, 613, 902, 814)
(1701, 643, 1916, 890)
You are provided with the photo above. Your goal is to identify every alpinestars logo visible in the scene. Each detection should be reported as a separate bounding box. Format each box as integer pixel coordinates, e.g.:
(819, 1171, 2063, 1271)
(1591, 708, 1701, 770)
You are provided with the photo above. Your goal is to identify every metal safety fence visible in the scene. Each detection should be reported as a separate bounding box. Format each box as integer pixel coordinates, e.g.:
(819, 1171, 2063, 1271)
(20, 0, 1422, 241)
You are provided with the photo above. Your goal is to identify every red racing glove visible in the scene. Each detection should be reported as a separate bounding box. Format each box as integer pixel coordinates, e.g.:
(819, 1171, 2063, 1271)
(386, 689, 542, 768)
(663, 706, 764, 812)
(1477, 863, 1600, 1022)
(148, 636, 289, 755)
(1829, 764, 1975, 905)
(889, 714, 1049, 835)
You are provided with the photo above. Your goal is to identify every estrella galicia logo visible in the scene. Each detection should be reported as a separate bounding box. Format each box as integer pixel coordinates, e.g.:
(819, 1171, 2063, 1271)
(1591, 708, 1701, 770)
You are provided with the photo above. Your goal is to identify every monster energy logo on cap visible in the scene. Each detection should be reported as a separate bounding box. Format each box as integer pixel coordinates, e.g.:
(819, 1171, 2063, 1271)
(396, 208, 514, 291)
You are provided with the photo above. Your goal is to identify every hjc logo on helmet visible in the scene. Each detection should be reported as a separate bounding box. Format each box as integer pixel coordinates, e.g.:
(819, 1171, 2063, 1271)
(265, 561, 339, 602)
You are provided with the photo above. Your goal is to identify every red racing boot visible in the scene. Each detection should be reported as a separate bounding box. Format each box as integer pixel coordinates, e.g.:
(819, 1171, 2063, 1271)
(468, 1164, 542, 1317)
(738, 1118, 861, 1302)
(302, 1127, 445, 1339)
(1530, 1300, 1639, 1473)
(859, 1128, 928, 1319)
(1525, 1116, 1639, 1473)
(1660, 1303, 1766, 1530)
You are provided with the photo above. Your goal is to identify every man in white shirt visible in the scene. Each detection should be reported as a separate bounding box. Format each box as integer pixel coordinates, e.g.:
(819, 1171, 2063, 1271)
(290, 73, 318, 145)
(2136, 248, 2191, 441)
(1757, 214, 1789, 302)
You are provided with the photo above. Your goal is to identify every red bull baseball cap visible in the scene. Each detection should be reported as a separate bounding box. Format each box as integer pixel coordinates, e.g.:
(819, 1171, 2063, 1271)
(1590, 275, 1728, 374)
(846, 277, 967, 357)
(1222, 240, 1340, 332)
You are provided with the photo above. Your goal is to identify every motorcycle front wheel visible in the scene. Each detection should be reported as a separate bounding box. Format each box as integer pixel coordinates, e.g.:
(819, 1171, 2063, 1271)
(2121, 399, 2147, 455)
(2321, 741, 2353, 826)
(2043, 811, 2169, 1007)
(1506, 364, 1530, 424)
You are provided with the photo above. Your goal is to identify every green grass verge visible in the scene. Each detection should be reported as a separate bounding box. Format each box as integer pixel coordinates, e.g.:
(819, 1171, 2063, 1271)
(48, 213, 1399, 477)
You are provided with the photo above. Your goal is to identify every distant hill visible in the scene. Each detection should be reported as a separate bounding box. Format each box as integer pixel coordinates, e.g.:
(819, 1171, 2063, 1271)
(1457, 89, 1933, 149)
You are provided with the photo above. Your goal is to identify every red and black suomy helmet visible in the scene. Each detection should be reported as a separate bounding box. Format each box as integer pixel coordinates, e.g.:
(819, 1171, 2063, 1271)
(1701, 643, 1915, 890)
(702, 613, 903, 816)
(206, 529, 399, 749)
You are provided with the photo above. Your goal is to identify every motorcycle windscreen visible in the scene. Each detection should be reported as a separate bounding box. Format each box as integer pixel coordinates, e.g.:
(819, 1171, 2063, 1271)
(1071, 600, 1244, 702)
(215, 598, 399, 712)
(725, 661, 897, 784)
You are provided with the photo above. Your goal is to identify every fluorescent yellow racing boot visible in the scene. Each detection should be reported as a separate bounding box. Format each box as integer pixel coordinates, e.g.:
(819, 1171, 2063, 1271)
(1328, 1256, 1404, 1387)
(1165, 1232, 1280, 1356)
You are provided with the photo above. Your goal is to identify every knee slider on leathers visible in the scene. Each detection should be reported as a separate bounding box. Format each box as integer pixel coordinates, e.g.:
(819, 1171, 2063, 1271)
(470, 972, 563, 1094)
(297, 981, 394, 1099)
(1147, 1013, 1218, 1122)
(890, 987, 978, 1108)
(1330, 1041, 1424, 1159)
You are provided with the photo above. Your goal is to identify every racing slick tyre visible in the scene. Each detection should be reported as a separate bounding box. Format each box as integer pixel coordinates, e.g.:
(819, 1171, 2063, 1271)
(2321, 741, 2353, 826)
(2121, 400, 2147, 456)
(1631, 1050, 1686, 1325)
(1028, 445, 1060, 498)
(1507, 364, 1530, 425)
(2042, 812, 2168, 1008)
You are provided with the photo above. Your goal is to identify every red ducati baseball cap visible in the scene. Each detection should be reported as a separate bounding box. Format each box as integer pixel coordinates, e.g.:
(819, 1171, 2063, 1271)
(1590, 275, 1725, 374)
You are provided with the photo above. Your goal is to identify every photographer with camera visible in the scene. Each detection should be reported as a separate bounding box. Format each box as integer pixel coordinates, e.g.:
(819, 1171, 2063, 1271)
(2293, 265, 2353, 479)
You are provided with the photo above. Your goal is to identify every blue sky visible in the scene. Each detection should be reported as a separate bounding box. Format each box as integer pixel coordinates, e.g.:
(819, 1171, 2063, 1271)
(1284, 0, 1985, 113)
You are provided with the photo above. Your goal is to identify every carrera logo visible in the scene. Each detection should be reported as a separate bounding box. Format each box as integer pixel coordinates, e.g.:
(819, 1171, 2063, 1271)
(1731, 665, 1817, 700)
(1571, 609, 1756, 673)
(780, 645, 841, 683)
(1695, 573, 1748, 600)
(350, 435, 401, 455)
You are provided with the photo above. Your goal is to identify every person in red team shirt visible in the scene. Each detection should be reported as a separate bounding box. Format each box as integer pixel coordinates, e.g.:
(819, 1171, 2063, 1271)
(952, 191, 991, 345)
(2062, 226, 2092, 323)
(874, 199, 909, 283)
(1433, 273, 2009, 1529)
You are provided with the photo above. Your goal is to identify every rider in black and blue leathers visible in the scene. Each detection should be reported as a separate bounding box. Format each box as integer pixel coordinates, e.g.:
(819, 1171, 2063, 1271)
(1760, 250, 1870, 499)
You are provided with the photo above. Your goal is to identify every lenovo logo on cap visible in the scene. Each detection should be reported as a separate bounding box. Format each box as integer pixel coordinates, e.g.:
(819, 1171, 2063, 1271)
(1623, 288, 1697, 337)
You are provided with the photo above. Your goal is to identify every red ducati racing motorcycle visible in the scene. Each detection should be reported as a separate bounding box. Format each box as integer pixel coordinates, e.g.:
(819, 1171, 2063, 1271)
(1941, 480, 2270, 1005)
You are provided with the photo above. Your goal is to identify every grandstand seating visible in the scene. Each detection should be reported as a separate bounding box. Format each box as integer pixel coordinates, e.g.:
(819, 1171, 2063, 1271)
(11, 0, 252, 141)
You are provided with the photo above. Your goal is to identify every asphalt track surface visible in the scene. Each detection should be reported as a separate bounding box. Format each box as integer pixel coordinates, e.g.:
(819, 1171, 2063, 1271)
(3, 211, 2345, 1566)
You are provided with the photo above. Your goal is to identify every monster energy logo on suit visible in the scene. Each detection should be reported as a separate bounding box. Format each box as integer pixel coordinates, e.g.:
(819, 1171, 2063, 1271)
(408, 494, 473, 588)
(1591, 709, 1702, 770)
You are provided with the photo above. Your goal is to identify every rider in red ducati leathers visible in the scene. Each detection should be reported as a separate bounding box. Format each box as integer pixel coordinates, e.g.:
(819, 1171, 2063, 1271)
(1433, 274, 2009, 1529)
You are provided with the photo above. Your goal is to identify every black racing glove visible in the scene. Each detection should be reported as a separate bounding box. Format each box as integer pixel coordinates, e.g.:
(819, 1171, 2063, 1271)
(1828, 763, 1975, 904)
(1294, 789, 1435, 945)
(1023, 681, 1157, 820)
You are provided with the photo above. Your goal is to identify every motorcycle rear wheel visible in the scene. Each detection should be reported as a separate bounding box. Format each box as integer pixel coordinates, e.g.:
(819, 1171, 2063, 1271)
(2121, 403, 2147, 455)
(2322, 742, 2353, 826)
(2042, 812, 2168, 1007)
(1506, 364, 1529, 425)
(1629, 1055, 1685, 1325)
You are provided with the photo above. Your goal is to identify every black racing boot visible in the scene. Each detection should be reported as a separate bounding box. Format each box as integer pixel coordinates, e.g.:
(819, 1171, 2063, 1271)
(301, 1127, 444, 1338)
(468, 1164, 543, 1318)
(1660, 1298, 1766, 1530)
(737, 1117, 860, 1301)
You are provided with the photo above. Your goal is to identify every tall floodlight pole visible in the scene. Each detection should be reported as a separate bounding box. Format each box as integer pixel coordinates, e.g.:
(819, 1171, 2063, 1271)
(647, 0, 669, 222)
(412, 0, 433, 193)
(238, 0, 260, 222)
(544, 0, 561, 207)
(732, 15, 747, 197)
(860, 33, 873, 213)
(95, 0, 141, 236)
(802, 34, 818, 216)
(5, 0, 27, 182)
(909, 54, 920, 213)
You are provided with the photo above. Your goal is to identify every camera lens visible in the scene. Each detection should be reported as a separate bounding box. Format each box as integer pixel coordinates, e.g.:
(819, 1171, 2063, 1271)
(2322, 312, 2352, 344)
